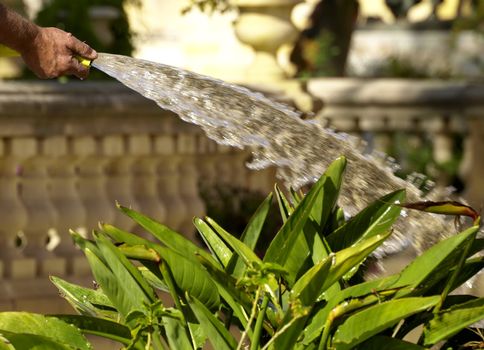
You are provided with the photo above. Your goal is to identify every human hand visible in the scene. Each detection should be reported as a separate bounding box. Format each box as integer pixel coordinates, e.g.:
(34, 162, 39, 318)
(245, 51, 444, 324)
(20, 27, 98, 79)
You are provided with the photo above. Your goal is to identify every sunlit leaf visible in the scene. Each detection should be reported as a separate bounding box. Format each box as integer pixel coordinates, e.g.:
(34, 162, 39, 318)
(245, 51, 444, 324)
(332, 296, 440, 350)
(189, 297, 237, 350)
(0, 312, 91, 350)
(424, 297, 484, 345)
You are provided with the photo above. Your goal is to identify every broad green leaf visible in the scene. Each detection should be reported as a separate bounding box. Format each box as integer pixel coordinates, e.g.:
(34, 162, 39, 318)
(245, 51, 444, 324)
(0, 332, 74, 350)
(227, 192, 274, 278)
(206, 217, 263, 267)
(326, 190, 405, 251)
(424, 297, 484, 345)
(50, 276, 115, 318)
(332, 296, 440, 350)
(189, 297, 237, 350)
(0, 338, 13, 350)
(274, 184, 293, 222)
(0, 312, 91, 350)
(70, 230, 104, 263)
(292, 257, 333, 307)
(101, 223, 218, 278)
(272, 257, 333, 349)
(99, 223, 146, 245)
(188, 322, 208, 349)
(95, 233, 157, 302)
(356, 335, 427, 349)
(164, 317, 193, 350)
(287, 234, 394, 347)
(50, 315, 131, 345)
(194, 217, 232, 267)
(155, 246, 220, 310)
(197, 254, 252, 311)
(118, 205, 217, 266)
(264, 157, 347, 285)
(310, 156, 346, 230)
(116, 244, 160, 262)
(395, 225, 479, 297)
(301, 274, 408, 345)
(138, 266, 169, 292)
(83, 249, 146, 321)
(196, 255, 252, 333)
(321, 231, 392, 293)
(290, 188, 304, 205)
(263, 174, 324, 271)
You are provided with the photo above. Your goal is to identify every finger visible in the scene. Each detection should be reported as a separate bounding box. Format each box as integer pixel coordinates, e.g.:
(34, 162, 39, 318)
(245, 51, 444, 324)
(66, 34, 98, 60)
(65, 57, 90, 80)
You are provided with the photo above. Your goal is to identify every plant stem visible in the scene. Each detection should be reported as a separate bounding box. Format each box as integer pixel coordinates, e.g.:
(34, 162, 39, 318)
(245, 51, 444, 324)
(318, 316, 333, 350)
(260, 317, 300, 350)
(237, 287, 261, 350)
(250, 295, 270, 350)
(159, 261, 185, 324)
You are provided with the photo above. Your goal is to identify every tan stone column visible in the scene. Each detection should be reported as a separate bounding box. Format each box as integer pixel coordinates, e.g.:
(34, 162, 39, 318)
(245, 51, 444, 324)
(233, 0, 303, 82)
(462, 116, 484, 208)
(45, 136, 86, 276)
(129, 134, 166, 234)
(0, 145, 32, 279)
(155, 135, 187, 233)
(73, 136, 115, 232)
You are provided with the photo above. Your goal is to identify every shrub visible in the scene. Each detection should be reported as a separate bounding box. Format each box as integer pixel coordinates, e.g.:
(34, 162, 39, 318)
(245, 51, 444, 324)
(0, 157, 482, 349)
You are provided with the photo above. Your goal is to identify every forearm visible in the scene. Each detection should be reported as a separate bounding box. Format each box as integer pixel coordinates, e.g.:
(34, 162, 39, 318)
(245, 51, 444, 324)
(0, 3, 39, 54)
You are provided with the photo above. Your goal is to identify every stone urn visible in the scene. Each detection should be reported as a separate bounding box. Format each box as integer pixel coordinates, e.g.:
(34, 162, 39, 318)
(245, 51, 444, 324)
(232, 0, 303, 82)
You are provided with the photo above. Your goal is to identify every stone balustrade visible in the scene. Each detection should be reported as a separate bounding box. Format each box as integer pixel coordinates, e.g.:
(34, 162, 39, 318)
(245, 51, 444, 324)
(308, 78, 484, 207)
(0, 81, 274, 311)
(1, 78, 483, 311)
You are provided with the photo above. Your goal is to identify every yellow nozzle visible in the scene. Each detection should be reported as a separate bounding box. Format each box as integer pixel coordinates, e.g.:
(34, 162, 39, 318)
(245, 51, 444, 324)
(0, 44, 19, 57)
(0, 44, 92, 67)
(76, 57, 92, 68)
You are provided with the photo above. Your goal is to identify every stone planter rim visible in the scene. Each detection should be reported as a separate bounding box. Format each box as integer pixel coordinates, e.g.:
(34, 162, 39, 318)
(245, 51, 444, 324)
(232, 0, 301, 6)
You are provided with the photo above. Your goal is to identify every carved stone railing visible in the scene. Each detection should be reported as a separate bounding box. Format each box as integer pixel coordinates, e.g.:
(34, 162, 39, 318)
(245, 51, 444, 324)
(307, 78, 484, 207)
(1, 79, 483, 310)
(0, 81, 275, 311)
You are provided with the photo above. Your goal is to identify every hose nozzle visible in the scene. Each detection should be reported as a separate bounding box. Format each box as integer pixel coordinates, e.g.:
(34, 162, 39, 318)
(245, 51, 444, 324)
(0, 44, 92, 67)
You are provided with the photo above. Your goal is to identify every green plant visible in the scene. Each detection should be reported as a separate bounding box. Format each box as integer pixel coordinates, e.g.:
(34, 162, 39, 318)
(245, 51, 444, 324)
(0, 156, 482, 349)
(199, 182, 282, 253)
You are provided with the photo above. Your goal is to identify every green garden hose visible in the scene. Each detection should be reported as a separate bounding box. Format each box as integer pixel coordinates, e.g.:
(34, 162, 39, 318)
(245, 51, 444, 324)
(0, 43, 92, 67)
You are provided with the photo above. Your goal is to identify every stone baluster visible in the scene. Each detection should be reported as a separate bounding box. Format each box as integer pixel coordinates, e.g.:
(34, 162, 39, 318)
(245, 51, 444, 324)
(215, 145, 239, 185)
(359, 116, 392, 157)
(14, 137, 62, 277)
(423, 116, 454, 189)
(73, 136, 115, 232)
(325, 115, 363, 149)
(232, 0, 303, 82)
(155, 135, 187, 232)
(388, 116, 422, 174)
(103, 135, 138, 231)
(0, 138, 32, 279)
(461, 115, 484, 208)
(196, 134, 219, 187)
(44, 136, 86, 275)
(176, 134, 205, 240)
(129, 134, 166, 232)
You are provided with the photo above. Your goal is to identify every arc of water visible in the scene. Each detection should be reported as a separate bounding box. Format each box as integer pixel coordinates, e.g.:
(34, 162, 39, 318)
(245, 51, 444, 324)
(92, 53, 456, 254)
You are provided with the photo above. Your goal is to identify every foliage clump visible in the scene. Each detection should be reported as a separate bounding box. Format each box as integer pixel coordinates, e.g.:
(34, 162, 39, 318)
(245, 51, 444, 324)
(0, 157, 482, 349)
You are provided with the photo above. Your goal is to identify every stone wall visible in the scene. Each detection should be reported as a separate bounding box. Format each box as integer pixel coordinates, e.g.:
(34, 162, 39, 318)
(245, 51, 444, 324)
(0, 81, 275, 312)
